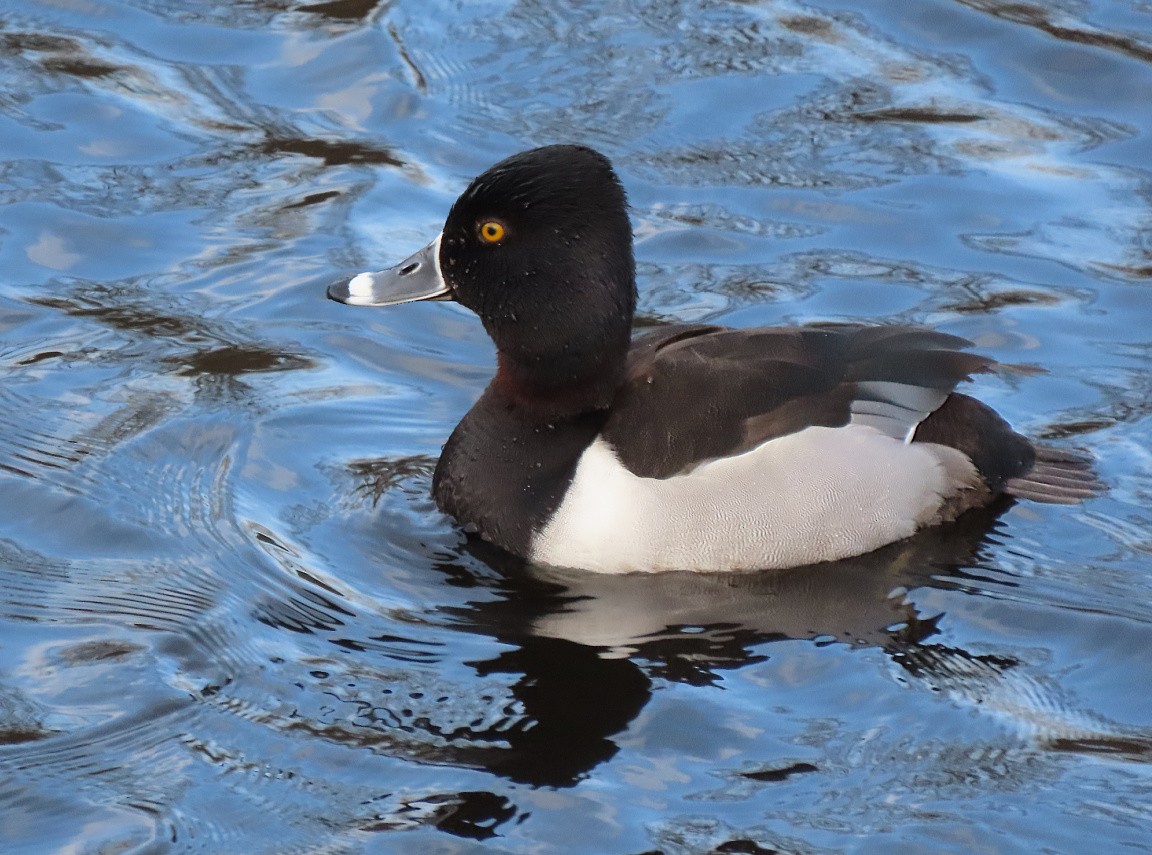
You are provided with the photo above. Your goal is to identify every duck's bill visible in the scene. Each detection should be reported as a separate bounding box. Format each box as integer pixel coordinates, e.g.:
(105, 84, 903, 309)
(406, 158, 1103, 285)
(327, 234, 451, 307)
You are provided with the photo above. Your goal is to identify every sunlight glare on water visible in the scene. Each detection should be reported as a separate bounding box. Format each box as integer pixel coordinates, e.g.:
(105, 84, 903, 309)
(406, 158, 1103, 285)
(0, 0, 1151, 852)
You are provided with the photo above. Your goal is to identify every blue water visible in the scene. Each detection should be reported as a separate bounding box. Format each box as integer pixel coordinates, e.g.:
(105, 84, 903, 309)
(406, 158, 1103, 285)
(1, 1, 1151, 852)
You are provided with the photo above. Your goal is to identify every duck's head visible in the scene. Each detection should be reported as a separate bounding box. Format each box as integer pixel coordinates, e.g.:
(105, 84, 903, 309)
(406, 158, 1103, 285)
(329, 145, 637, 407)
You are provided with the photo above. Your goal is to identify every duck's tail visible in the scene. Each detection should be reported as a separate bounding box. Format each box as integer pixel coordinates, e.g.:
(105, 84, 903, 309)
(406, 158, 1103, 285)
(1005, 446, 1103, 504)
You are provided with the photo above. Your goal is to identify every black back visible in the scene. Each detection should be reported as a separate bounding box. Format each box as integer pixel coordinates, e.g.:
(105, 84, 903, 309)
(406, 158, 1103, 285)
(601, 323, 999, 479)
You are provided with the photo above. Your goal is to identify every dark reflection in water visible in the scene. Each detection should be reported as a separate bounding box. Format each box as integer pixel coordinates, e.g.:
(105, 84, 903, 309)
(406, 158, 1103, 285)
(960, 0, 1152, 63)
(300, 0, 388, 24)
(261, 135, 404, 167)
(170, 344, 311, 377)
(0, 0, 1151, 851)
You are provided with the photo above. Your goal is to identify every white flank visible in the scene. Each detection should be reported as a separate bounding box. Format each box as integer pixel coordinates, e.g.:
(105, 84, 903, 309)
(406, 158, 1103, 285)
(531, 425, 979, 574)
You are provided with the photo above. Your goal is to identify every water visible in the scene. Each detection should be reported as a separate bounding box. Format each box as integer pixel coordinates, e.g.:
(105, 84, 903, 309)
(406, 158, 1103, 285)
(1, 0, 1151, 851)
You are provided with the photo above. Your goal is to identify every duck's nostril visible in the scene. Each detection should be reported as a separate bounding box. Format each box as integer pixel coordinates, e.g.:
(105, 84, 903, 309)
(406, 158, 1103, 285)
(400, 262, 420, 275)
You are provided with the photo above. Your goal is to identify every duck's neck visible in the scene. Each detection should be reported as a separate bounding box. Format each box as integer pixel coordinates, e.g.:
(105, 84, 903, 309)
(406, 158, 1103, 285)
(430, 318, 629, 558)
(491, 354, 622, 422)
(488, 320, 632, 421)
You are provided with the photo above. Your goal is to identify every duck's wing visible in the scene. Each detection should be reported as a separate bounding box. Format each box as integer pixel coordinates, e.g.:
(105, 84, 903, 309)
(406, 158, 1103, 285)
(601, 323, 992, 478)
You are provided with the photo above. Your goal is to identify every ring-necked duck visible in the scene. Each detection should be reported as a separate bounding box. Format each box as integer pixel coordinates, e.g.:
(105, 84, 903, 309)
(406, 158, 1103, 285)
(328, 145, 1099, 573)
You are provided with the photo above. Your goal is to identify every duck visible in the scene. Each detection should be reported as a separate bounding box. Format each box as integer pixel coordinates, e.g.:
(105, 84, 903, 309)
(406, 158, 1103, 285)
(328, 144, 1098, 574)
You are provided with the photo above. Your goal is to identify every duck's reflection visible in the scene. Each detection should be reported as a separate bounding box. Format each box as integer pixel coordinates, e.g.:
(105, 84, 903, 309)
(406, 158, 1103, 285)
(464, 635, 652, 786)
(238, 492, 1147, 844)
(440, 501, 1014, 786)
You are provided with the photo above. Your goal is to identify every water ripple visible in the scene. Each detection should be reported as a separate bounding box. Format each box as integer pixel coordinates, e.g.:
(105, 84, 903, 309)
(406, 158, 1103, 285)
(0, 0, 1149, 851)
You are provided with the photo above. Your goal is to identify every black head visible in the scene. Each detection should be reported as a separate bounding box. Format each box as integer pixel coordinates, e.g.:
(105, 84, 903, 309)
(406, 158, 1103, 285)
(327, 145, 638, 412)
(439, 145, 637, 403)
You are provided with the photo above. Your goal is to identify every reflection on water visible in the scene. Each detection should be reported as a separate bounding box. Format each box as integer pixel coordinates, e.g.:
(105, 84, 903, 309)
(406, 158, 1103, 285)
(1, 0, 1151, 851)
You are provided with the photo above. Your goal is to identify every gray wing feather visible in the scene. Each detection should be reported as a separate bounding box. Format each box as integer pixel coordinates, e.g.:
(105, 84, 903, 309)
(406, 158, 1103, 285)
(851, 379, 954, 441)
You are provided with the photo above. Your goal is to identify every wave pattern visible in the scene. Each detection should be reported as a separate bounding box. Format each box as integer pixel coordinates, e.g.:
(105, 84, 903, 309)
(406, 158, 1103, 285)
(0, 0, 1149, 852)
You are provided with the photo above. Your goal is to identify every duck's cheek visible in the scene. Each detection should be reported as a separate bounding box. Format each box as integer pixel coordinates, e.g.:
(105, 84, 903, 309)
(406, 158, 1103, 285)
(327, 233, 450, 307)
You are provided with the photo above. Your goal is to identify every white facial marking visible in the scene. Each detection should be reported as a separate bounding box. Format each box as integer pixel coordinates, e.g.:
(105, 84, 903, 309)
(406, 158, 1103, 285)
(430, 232, 444, 282)
(531, 425, 980, 574)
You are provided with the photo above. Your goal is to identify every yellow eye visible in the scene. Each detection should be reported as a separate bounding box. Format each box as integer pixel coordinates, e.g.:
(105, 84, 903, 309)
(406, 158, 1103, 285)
(478, 220, 506, 244)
